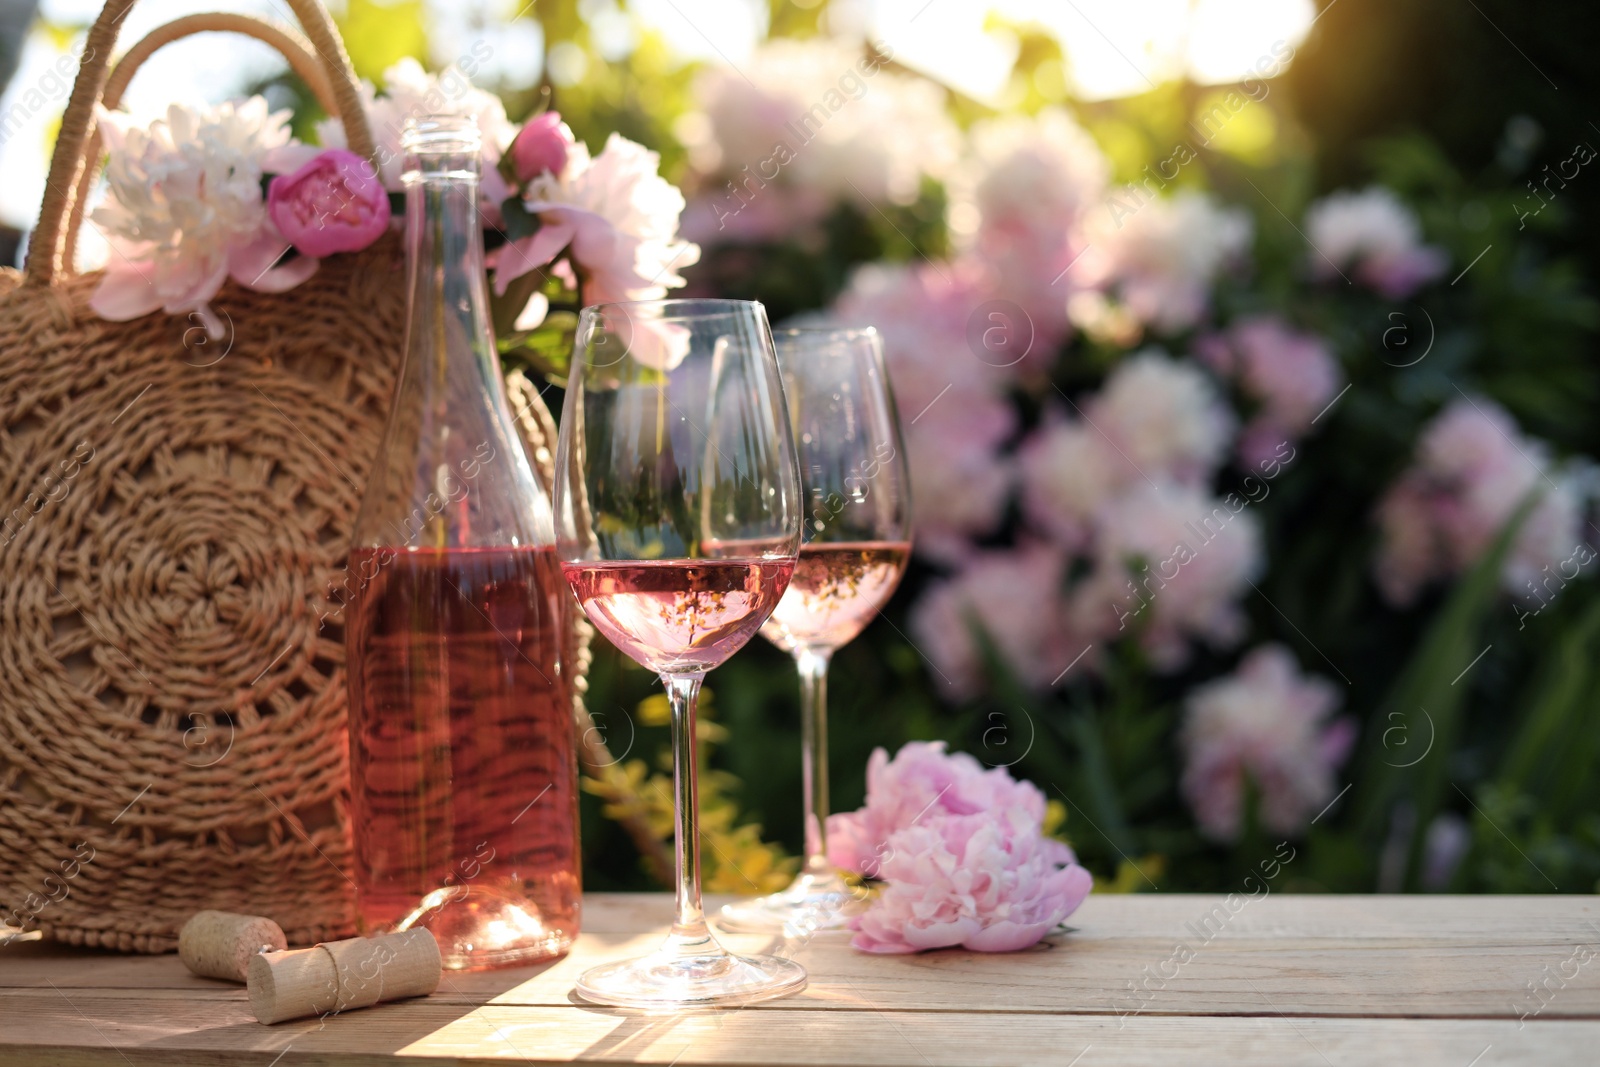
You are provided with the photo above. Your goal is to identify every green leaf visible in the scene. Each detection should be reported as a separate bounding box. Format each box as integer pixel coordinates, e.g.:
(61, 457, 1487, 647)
(1350, 494, 1536, 887)
(499, 197, 543, 243)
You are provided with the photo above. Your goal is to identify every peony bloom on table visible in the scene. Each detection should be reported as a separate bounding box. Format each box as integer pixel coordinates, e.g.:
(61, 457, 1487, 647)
(850, 811, 1093, 954)
(1304, 187, 1448, 298)
(90, 98, 315, 335)
(1374, 397, 1588, 606)
(1180, 644, 1354, 841)
(1196, 315, 1344, 469)
(493, 133, 701, 308)
(829, 742, 1091, 954)
(267, 148, 390, 258)
(827, 741, 1053, 875)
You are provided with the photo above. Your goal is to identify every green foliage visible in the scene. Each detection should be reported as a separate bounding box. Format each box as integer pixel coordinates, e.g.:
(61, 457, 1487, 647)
(336, 0, 428, 83)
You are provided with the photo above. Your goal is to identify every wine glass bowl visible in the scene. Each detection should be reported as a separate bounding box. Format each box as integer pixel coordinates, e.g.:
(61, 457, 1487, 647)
(718, 326, 913, 935)
(554, 298, 807, 1009)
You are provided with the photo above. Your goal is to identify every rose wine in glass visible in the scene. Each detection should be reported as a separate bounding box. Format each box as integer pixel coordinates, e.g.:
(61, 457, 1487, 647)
(719, 327, 913, 934)
(554, 298, 807, 1009)
(345, 116, 578, 970)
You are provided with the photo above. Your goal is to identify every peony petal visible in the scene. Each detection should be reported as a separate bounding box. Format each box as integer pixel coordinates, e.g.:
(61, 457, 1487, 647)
(89, 264, 163, 321)
(491, 220, 575, 294)
(901, 917, 982, 952)
(229, 232, 318, 293)
(964, 921, 1052, 953)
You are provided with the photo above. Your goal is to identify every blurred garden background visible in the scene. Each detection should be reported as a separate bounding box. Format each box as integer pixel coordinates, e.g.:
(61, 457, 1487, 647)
(5, 0, 1599, 897)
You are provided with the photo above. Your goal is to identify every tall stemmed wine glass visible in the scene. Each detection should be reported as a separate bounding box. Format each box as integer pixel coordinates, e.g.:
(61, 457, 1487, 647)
(719, 327, 913, 933)
(554, 299, 807, 1009)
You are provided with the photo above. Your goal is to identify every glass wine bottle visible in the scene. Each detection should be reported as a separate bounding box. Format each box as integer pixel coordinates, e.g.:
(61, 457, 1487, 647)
(345, 115, 579, 970)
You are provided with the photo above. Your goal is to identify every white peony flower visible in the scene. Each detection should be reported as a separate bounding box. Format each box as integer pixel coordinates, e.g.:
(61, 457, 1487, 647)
(90, 97, 315, 333)
(687, 38, 960, 224)
(1075, 190, 1252, 336)
(1087, 349, 1236, 485)
(493, 133, 700, 330)
(1304, 186, 1448, 298)
(1017, 418, 1128, 549)
(318, 57, 516, 198)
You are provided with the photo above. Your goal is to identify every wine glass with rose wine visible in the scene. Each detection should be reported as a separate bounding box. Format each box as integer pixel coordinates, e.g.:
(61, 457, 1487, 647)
(718, 327, 913, 934)
(553, 298, 807, 1008)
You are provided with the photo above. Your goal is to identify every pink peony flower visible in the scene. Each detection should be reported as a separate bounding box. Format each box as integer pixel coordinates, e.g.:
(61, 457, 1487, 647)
(1374, 397, 1588, 606)
(827, 741, 1054, 876)
(828, 742, 1090, 954)
(1087, 349, 1236, 485)
(493, 132, 700, 307)
(1017, 417, 1128, 549)
(827, 260, 1019, 560)
(1068, 481, 1263, 670)
(1072, 191, 1252, 338)
(1196, 315, 1343, 469)
(89, 99, 317, 332)
(267, 148, 390, 258)
(951, 108, 1109, 345)
(509, 111, 574, 183)
(1179, 644, 1354, 841)
(909, 544, 1083, 699)
(1304, 187, 1448, 298)
(850, 811, 1092, 954)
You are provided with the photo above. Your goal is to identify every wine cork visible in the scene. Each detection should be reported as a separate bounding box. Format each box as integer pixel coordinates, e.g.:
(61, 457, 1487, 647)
(179, 911, 287, 983)
(247, 928, 441, 1025)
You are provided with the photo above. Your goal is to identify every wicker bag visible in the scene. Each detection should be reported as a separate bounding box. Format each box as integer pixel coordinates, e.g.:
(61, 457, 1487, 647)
(0, 0, 620, 953)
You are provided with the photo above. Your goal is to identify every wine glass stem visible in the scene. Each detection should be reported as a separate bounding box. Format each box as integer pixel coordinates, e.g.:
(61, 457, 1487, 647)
(796, 648, 833, 875)
(664, 671, 714, 944)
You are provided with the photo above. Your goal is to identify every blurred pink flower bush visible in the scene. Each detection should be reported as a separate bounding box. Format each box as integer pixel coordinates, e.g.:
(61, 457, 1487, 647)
(1374, 397, 1589, 605)
(1086, 350, 1236, 484)
(910, 546, 1079, 700)
(683, 38, 958, 242)
(1069, 481, 1264, 670)
(829, 742, 1092, 953)
(1180, 645, 1354, 841)
(949, 108, 1109, 344)
(1072, 191, 1252, 339)
(830, 260, 1018, 561)
(1196, 315, 1344, 469)
(1304, 186, 1448, 297)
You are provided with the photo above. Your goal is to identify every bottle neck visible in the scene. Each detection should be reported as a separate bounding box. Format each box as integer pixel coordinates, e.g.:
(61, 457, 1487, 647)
(401, 164, 498, 392)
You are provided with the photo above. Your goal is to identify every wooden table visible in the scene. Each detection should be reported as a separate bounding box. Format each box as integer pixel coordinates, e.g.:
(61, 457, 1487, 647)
(3, 893, 1597, 1065)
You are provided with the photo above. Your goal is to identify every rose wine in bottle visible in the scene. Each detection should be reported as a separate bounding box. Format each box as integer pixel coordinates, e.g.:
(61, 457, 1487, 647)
(345, 115, 578, 970)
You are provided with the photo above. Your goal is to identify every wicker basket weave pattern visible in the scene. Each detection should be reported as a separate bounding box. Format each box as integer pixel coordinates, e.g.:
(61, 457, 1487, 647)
(0, 0, 628, 953)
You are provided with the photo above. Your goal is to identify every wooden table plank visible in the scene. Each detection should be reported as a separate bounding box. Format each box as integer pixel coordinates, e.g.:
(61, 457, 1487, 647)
(3, 894, 1597, 1066)
(0, 1002, 1593, 1067)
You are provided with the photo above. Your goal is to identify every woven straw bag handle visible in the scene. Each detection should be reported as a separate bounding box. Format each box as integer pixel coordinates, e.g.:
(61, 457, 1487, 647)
(23, 0, 376, 288)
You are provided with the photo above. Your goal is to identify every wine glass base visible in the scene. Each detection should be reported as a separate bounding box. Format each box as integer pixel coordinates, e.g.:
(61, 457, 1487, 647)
(716, 871, 861, 934)
(574, 950, 807, 1010)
